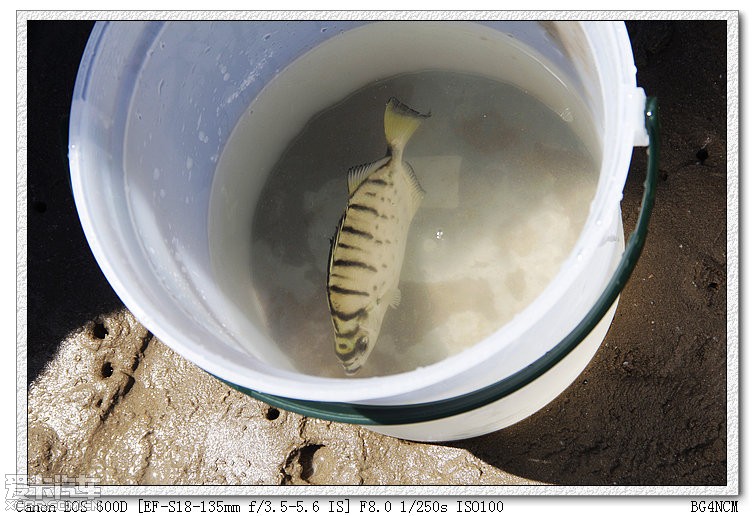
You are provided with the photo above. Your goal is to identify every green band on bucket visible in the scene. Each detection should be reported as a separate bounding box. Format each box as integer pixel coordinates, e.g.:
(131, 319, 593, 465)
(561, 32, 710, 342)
(219, 97, 660, 426)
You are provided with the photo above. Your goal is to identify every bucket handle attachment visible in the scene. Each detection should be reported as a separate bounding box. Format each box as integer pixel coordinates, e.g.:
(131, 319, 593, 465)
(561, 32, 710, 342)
(223, 97, 660, 426)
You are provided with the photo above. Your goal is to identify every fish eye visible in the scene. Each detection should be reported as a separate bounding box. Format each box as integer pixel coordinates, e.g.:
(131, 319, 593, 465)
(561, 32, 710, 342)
(356, 336, 369, 353)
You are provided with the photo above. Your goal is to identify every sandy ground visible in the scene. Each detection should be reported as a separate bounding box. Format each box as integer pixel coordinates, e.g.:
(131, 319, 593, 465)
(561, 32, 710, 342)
(26, 20, 728, 485)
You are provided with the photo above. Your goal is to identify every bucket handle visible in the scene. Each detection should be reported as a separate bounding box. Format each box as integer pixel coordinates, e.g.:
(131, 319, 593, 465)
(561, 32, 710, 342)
(222, 97, 660, 426)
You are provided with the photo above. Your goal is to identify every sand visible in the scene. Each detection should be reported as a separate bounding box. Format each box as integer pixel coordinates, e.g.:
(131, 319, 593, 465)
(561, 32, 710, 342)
(28, 311, 534, 485)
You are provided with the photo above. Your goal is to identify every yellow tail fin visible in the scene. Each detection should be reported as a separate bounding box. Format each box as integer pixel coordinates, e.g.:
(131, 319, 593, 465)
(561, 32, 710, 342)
(384, 97, 430, 158)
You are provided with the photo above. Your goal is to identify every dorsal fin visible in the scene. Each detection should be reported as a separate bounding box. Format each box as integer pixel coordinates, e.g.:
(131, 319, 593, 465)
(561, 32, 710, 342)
(347, 157, 390, 195)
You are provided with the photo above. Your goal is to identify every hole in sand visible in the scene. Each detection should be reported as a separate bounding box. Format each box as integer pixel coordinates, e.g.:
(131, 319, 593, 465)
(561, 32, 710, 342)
(298, 444, 324, 482)
(92, 322, 108, 339)
(265, 407, 280, 421)
(100, 362, 113, 378)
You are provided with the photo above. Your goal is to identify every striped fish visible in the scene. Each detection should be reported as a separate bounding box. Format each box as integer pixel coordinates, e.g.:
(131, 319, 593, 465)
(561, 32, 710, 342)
(327, 97, 429, 375)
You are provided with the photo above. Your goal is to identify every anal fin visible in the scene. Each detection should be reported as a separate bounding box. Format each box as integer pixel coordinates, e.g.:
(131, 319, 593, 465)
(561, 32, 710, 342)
(403, 162, 425, 216)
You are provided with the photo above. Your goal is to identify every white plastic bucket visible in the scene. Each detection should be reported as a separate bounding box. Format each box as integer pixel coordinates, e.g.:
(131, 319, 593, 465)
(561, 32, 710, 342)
(69, 21, 651, 441)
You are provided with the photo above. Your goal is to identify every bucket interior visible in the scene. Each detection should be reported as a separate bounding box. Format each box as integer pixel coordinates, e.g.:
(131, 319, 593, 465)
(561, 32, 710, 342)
(69, 21, 641, 402)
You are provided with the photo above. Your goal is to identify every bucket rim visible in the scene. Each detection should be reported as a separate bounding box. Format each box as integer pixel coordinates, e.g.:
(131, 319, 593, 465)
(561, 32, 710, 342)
(189, 20, 641, 400)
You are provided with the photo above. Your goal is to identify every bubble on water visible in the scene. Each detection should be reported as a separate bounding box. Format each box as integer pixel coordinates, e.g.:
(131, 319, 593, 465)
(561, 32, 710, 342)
(223, 73, 230, 81)
(435, 229, 444, 240)
(186, 157, 194, 170)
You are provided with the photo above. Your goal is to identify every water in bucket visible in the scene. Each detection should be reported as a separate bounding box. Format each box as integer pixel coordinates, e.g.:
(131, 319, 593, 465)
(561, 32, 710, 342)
(207, 22, 600, 378)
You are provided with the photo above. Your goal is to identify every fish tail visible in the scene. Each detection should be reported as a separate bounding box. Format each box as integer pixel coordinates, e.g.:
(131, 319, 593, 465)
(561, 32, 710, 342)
(384, 97, 430, 159)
